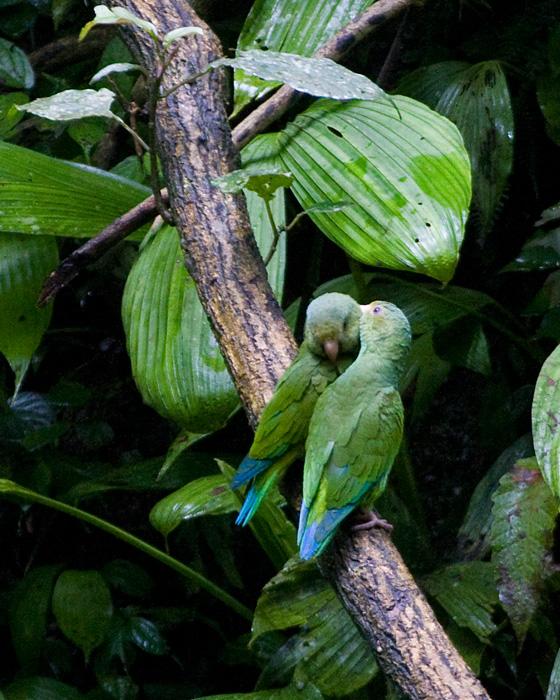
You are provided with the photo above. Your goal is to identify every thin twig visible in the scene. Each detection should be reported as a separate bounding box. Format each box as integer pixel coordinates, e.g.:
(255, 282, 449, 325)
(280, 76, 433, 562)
(38, 192, 167, 306)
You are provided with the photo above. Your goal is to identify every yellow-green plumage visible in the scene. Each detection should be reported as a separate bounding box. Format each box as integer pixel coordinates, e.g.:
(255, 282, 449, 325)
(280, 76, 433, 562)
(231, 293, 362, 525)
(298, 301, 412, 559)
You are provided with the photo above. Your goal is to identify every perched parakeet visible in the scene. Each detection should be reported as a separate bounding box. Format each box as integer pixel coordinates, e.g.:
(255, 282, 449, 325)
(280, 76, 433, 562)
(231, 293, 362, 526)
(298, 301, 412, 559)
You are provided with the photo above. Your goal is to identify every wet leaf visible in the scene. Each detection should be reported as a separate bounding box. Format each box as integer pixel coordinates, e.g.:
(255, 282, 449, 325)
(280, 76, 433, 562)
(17, 88, 116, 121)
(275, 97, 471, 284)
(0, 234, 58, 391)
(52, 570, 113, 661)
(126, 616, 167, 655)
(0, 141, 151, 239)
(234, 0, 373, 113)
(216, 50, 390, 103)
(150, 474, 238, 537)
(122, 138, 285, 433)
(490, 458, 557, 645)
(400, 60, 513, 235)
(423, 561, 499, 642)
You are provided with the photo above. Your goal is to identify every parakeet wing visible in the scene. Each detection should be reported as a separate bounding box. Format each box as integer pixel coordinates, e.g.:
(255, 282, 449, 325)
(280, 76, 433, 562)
(299, 381, 403, 554)
(230, 344, 337, 490)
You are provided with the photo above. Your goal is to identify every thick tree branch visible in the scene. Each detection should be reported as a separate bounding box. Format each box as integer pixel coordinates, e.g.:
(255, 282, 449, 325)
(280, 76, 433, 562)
(112, 1, 491, 698)
(39, 0, 414, 304)
(114, 0, 296, 425)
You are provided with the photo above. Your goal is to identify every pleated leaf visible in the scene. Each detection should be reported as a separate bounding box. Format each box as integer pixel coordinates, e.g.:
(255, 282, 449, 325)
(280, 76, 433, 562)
(122, 224, 238, 432)
(275, 96, 471, 284)
(0, 234, 58, 391)
(423, 561, 499, 643)
(122, 138, 286, 433)
(532, 343, 560, 498)
(253, 558, 377, 696)
(234, 0, 373, 114)
(490, 458, 557, 646)
(400, 60, 514, 235)
(0, 141, 151, 239)
(52, 569, 113, 661)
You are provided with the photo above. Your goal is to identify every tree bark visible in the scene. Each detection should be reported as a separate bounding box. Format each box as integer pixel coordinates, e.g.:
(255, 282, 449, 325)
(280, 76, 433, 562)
(114, 1, 492, 698)
(116, 0, 297, 427)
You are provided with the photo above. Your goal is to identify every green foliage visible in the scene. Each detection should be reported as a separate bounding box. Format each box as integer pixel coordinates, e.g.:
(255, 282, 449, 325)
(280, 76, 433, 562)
(1, 0, 560, 698)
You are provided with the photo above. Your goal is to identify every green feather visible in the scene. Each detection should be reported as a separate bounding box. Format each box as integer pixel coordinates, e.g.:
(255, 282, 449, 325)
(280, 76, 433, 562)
(298, 301, 412, 558)
(232, 293, 362, 525)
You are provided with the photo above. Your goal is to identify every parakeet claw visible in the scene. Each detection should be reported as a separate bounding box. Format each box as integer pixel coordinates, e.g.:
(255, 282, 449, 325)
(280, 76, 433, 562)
(351, 510, 393, 532)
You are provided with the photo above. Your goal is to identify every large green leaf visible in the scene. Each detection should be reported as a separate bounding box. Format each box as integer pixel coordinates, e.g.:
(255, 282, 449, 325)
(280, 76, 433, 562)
(423, 561, 499, 643)
(122, 224, 240, 432)
(533, 343, 560, 498)
(234, 0, 373, 113)
(0, 233, 58, 391)
(490, 458, 557, 645)
(0, 142, 151, 239)
(9, 565, 63, 671)
(217, 50, 388, 103)
(399, 60, 514, 235)
(150, 474, 238, 537)
(122, 142, 286, 433)
(253, 558, 378, 696)
(51, 569, 113, 661)
(275, 97, 471, 284)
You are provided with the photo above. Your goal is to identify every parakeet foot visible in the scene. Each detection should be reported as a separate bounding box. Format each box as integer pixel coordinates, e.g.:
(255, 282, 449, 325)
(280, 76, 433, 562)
(351, 509, 393, 532)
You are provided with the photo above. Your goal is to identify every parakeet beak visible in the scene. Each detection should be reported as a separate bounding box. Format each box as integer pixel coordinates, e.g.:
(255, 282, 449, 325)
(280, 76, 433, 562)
(324, 338, 339, 363)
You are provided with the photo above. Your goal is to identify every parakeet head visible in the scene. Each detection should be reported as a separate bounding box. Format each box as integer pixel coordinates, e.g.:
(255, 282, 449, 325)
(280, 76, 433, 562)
(359, 301, 412, 367)
(304, 293, 362, 362)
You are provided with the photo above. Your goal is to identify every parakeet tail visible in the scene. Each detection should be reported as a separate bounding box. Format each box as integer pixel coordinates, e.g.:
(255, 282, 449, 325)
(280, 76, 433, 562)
(230, 456, 275, 490)
(298, 502, 356, 559)
(235, 467, 284, 526)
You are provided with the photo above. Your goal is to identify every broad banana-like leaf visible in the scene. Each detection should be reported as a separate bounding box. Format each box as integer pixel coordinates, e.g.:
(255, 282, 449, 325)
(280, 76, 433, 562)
(275, 96, 471, 284)
(122, 158, 286, 432)
(0, 233, 58, 391)
(234, 0, 373, 114)
(532, 343, 560, 498)
(0, 141, 151, 239)
(399, 60, 513, 236)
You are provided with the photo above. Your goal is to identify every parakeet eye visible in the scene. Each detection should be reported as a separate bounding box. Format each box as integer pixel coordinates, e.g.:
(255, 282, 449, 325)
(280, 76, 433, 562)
(372, 306, 383, 315)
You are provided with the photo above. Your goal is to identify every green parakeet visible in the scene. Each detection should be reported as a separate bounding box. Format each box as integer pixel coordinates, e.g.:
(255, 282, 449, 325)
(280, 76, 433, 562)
(298, 301, 411, 559)
(231, 293, 362, 526)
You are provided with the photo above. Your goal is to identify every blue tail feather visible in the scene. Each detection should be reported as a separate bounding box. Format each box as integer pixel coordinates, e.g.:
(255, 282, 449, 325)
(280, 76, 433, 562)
(230, 456, 274, 490)
(235, 485, 259, 526)
(298, 503, 356, 559)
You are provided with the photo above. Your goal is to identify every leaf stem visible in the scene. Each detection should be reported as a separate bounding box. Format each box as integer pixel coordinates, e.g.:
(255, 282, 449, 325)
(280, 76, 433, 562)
(262, 198, 281, 266)
(0, 480, 253, 621)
